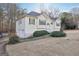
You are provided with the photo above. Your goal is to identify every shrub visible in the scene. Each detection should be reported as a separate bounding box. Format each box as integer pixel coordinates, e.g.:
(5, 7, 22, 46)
(8, 36, 20, 44)
(33, 30, 49, 37)
(65, 23, 77, 29)
(50, 31, 66, 37)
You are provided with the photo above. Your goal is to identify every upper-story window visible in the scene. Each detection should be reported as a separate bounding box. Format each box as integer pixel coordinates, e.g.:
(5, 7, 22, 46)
(39, 19, 46, 25)
(29, 18, 35, 25)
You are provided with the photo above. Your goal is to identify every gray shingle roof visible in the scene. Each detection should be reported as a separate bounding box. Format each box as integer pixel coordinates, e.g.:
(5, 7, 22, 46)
(27, 11, 58, 20)
(27, 11, 41, 16)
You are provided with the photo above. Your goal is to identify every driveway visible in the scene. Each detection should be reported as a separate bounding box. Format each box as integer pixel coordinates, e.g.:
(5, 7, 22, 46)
(7, 30, 79, 56)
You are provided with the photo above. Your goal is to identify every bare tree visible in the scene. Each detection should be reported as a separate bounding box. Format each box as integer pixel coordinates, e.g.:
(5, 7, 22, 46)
(0, 7, 4, 32)
(70, 7, 79, 28)
(0, 3, 27, 37)
(40, 4, 60, 20)
(6, 3, 27, 37)
(49, 8, 60, 20)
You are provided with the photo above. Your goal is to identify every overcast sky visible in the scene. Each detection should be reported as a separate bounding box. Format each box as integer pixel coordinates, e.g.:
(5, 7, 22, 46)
(18, 3, 79, 12)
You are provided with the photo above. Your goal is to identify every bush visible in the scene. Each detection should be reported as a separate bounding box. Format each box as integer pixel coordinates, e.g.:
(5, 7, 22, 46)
(65, 23, 77, 29)
(50, 31, 66, 37)
(33, 30, 49, 37)
(8, 36, 20, 44)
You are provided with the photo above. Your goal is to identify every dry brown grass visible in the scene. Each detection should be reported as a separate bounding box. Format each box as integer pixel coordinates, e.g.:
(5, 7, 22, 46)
(6, 30, 79, 56)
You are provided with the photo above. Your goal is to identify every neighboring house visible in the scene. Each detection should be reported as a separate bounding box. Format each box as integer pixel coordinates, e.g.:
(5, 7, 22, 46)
(16, 11, 61, 38)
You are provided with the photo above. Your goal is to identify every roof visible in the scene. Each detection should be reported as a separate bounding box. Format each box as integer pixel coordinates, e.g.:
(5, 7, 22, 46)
(27, 11, 41, 16)
(27, 11, 58, 20)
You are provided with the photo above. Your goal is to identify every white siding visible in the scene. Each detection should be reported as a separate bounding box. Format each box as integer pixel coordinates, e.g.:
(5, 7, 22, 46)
(16, 18, 26, 38)
(16, 15, 61, 38)
(54, 19, 61, 31)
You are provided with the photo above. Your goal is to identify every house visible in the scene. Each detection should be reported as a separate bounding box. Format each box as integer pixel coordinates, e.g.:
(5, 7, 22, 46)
(16, 11, 61, 38)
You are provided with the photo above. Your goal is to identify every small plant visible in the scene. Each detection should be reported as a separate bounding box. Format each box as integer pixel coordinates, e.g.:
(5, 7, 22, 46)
(33, 30, 49, 37)
(8, 36, 20, 44)
(50, 31, 66, 37)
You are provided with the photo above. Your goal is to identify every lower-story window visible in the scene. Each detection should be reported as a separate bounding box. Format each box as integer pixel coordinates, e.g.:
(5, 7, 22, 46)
(56, 22, 60, 26)
(29, 18, 35, 25)
(39, 19, 46, 25)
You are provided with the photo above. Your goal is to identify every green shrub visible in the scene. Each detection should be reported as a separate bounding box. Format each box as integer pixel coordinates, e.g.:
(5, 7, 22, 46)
(33, 30, 49, 37)
(8, 36, 20, 44)
(50, 31, 66, 37)
(65, 23, 77, 29)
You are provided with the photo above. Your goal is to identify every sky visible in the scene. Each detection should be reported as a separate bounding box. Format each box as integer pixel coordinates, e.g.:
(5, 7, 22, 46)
(18, 3, 79, 12)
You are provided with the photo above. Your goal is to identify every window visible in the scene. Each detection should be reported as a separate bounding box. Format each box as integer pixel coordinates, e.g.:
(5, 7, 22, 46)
(51, 22, 53, 25)
(39, 19, 46, 25)
(47, 23, 50, 25)
(56, 22, 60, 26)
(18, 20, 22, 25)
(29, 18, 35, 25)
